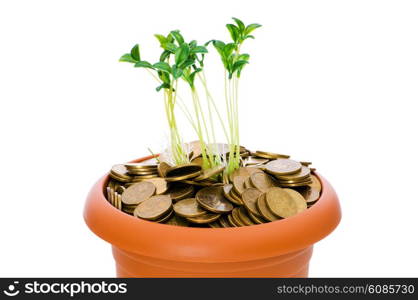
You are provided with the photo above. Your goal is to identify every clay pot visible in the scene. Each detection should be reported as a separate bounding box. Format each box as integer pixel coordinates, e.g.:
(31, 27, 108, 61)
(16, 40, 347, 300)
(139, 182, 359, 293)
(84, 155, 341, 277)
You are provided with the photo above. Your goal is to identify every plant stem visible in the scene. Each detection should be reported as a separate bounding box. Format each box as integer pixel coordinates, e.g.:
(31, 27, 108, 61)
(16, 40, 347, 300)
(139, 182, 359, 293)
(198, 72, 231, 145)
(191, 88, 210, 169)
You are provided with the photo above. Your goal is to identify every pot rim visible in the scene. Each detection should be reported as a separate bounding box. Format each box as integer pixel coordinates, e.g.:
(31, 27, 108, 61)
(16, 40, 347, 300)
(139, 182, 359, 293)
(84, 155, 341, 263)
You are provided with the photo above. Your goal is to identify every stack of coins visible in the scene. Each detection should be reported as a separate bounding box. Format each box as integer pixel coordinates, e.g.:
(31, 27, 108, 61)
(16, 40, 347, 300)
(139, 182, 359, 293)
(264, 159, 313, 187)
(105, 147, 321, 227)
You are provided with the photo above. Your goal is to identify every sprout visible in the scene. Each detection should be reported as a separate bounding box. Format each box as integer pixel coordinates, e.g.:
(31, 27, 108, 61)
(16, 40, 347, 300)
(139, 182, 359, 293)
(208, 17, 262, 174)
(119, 17, 261, 178)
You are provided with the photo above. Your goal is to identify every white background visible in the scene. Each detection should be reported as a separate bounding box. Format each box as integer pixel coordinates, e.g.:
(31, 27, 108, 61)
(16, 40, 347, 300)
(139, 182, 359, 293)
(1, 0, 417, 277)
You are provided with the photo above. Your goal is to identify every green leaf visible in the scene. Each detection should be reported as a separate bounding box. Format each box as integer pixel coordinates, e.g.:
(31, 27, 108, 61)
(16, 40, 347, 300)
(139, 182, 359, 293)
(189, 40, 197, 48)
(166, 33, 174, 43)
(245, 23, 262, 35)
(158, 71, 171, 85)
(119, 53, 137, 63)
(172, 65, 183, 79)
(244, 35, 255, 40)
(159, 50, 171, 62)
(130, 44, 140, 61)
(162, 42, 177, 53)
(233, 60, 249, 69)
(154, 34, 167, 45)
(212, 40, 225, 53)
(238, 53, 250, 61)
(153, 62, 171, 73)
(170, 30, 184, 45)
(226, 24, 240, 42)
(179, 58, 195, 69)
(134, 61, 153, 68)
(205, 39, 216, 47)
(156, 82, 170, 92)
(191, 46, 208, 54)
(223, 43, 236, 57)
(232, 60, 249, 75)
(175, 43, 190, 66)
(232, 17, 245, 31)
(186, 68, 202, 87)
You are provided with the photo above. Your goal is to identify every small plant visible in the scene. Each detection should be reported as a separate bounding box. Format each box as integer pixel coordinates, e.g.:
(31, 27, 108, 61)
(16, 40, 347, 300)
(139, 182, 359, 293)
(120, 18, 261, 177)
(208, 18, 262, 174)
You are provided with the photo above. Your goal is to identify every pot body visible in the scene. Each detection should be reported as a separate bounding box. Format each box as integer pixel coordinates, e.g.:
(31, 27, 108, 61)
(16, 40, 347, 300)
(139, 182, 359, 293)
(84, 155, 341, 278)
(113, 246, 313, 278)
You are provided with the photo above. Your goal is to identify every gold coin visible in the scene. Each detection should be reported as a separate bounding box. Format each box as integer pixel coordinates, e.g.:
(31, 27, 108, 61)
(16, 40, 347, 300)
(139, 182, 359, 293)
(186, 213, 221, 224)
(247, 210, 265, 224)
(250, 172, 276, 193)
(278, 181, 312, 187)
(106, 187, 112, 204)
(125, 163, 158, 170)
(107, 179, 116, 189)
(180, 179, 214, 187)
(116, 185, 126, 194)
(240, 151, 250, 158)
(283, 188, 308, 213)
(218, 215, 231, 227)
(241, 188, 263, 217)
(238, 206, 255, 225)
(134, 195, 172, 220)
(165, 163, 202, 177)
(277, 177, 312, 184)
(121, 181, 156, 205)
(173, 198, 207, 218)
(165, 170, 202, 182)
(191, 156, 203, 166)
(298, 186, 320, 204)
(257, 193, 280, 222)
(223, 184, 243, 205)
(155, 209, 174, 223)
(310, 174, 321, 191)
(130, 174, 160, 182)
(233, 175, 246, 195)
(227, 214, 239, 227)
(143, 177, 168, 195)
(164, 214, 189, 227)
(127, 169, 158, 176)
(110, 188, 116, 206)
(109, 173, 131, 183)
(122, 203, 137, 214)
(275, 166, 311, 181)
(165, 164, 202, 182)
(243, 156, 269, 166)
(254, 150, 290, 159)
(196, 186, 234, 213)
(115, 193, 122, 210)
(110, 164, 131, 182)
(157, 162, 172, 177)
(244, 176, 255, 189)
(193, 165, 225, 181)
(166, 183, 194, 201)
(125, 162, 158, 170)
(265, 159, 302, 176)
(266, 187, 303, 218)
(231, 208, 246, 226)
(300, 161, 312, 166)
(208, 221, 222, 228)
(229, 166, 263, 182)
(230, 188, 244, 205)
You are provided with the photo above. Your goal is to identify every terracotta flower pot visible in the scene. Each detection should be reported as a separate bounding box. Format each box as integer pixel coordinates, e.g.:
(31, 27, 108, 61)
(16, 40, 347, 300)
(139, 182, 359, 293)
(84, 155, 341, 277)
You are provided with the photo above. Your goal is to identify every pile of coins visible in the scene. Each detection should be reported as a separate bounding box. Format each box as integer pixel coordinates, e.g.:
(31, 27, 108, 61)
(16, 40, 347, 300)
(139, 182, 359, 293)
(105, 145, 321, 227)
